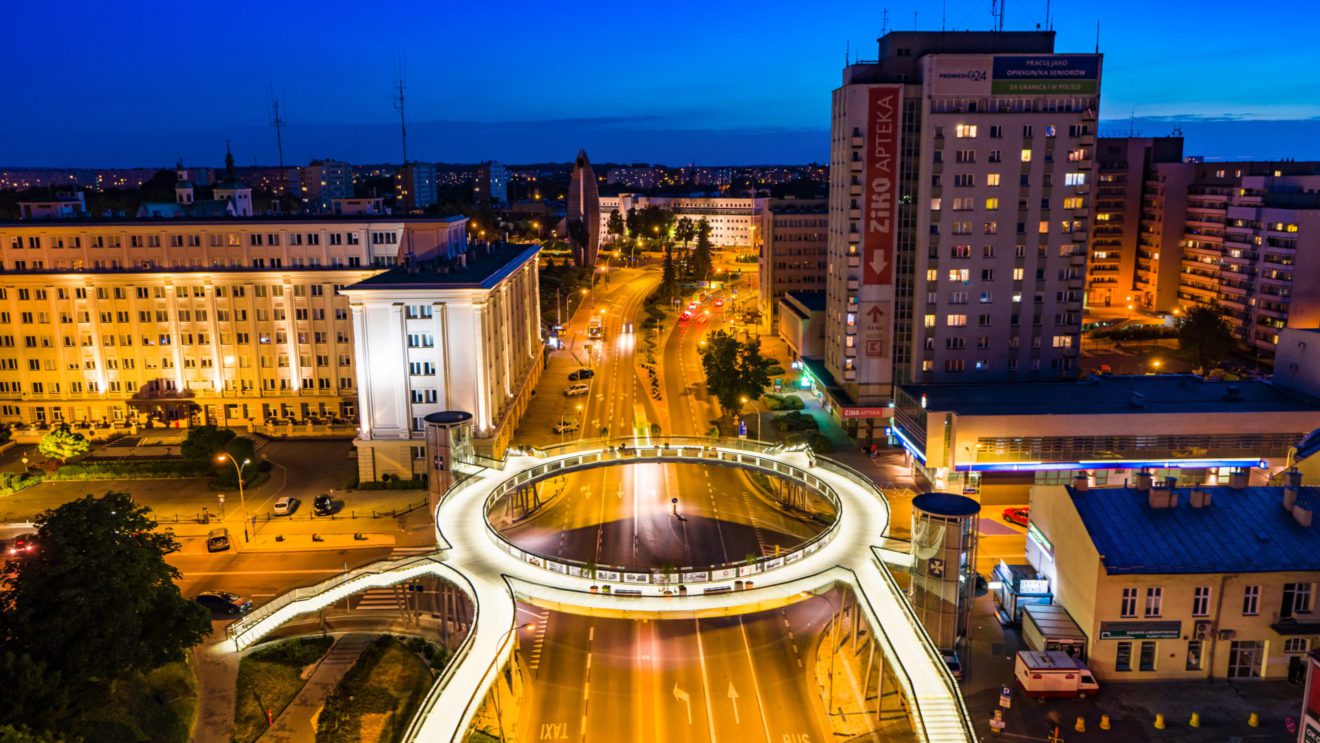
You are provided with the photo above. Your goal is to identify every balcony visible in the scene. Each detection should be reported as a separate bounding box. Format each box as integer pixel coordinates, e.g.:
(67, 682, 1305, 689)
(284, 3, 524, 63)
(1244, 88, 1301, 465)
(1271, 612, 1320, 636)
(847, 255, 861, 268)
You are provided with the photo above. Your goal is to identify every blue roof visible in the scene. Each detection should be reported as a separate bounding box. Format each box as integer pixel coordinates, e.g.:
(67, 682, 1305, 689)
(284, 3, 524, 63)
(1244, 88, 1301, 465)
(1068, 485, 1320, 575)
(904, 374, 1320, 416)
(1295, 429, 1320, 461)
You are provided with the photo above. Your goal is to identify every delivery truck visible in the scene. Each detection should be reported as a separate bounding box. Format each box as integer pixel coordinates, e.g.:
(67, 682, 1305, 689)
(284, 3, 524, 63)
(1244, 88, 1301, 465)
(1014, 650, 1100, 699)
(1021, 603, 1088, 660)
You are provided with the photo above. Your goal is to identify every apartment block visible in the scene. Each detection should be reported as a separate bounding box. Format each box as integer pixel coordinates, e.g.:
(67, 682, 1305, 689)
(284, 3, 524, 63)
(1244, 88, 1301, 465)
(760, 198, 827, 330)
(301, 159, 354, 210)
(820, 31, 1100, 438)
(1086, 137, 1184, 309)
(395, 162, 438, 211)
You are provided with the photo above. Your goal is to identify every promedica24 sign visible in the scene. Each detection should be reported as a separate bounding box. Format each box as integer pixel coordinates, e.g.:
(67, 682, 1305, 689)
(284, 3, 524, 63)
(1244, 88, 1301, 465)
(991, 55, 1100, 96)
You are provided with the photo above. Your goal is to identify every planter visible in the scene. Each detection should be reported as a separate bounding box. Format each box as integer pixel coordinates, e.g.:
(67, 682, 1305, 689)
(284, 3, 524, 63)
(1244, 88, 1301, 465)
(589, 585, 599, 594)
(678, 584, 687, 595)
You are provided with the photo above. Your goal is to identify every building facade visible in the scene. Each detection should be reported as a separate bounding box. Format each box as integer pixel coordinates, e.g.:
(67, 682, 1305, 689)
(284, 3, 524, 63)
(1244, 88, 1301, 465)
(1029, 479, 1320, 682)
(301, 160, 354, 210)
(566, 150, 601, 267)
(760, 198, 827, 331)
(597, 195, 767, 248)
(822, 31, 1100, 440)
(1086, 137, 1184, 309)
(0, 216, 540, 481)
(474, 162, 509, 205)
(395, 163, 438, 211)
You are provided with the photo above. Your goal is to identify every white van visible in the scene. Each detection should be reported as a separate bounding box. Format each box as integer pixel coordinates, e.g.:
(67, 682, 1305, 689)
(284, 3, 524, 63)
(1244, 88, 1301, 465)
(564, 383, 590, 397)
(1014, 650, 1100, 699)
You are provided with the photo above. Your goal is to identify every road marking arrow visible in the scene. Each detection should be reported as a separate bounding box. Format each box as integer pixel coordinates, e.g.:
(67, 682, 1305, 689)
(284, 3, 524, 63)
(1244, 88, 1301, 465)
(727, 682, 740, 724)
(673, 683, 693, 725)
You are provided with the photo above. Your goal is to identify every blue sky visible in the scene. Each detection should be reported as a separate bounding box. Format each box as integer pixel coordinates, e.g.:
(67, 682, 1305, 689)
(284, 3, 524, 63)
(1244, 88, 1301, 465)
(1, 0, 1317, 167)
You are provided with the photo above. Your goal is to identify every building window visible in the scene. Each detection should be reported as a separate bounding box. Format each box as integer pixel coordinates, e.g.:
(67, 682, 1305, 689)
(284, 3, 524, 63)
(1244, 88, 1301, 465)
(1228, 640, 1264, 678)
(1192, 586, 1211, 617)
(1284, 638, 1311, 654)
(1242, 585, 1260, 616)
(1282, 582, 1313, 618)
(1186, 640, 1204, 671)
(1144, 587, 1162, 617)
(1120, 588, 1138, 618)
(1139, 641, 1157, 672)
(1020, 149, 1033, 163)
(955, 124, 977, 138)
(1115, 641, 1132, 672)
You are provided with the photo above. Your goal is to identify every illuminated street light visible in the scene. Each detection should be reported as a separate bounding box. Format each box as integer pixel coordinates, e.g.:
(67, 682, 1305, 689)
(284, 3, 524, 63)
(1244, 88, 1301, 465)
(216, 453, 253, 542)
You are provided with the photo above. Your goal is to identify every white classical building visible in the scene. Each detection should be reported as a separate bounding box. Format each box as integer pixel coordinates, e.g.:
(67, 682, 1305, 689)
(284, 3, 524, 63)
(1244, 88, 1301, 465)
(598, 194, 767, 248)
(341, 243, 542, 479)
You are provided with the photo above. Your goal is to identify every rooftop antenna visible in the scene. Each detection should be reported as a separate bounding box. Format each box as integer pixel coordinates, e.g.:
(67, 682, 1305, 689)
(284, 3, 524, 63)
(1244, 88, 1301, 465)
(1095, 21, 1101, 53)
(913, 9, 919, 29)
(269, 90, 288, 195)
(942, 0, 948, 31)
(845, 39, 850, 66)
(1128, 110, 1136, 137)
(1045, 0, 1052, 30)
(881, 8, 890, 35)
(394, 60, 408, 166)
(991, 0, 1005, 31)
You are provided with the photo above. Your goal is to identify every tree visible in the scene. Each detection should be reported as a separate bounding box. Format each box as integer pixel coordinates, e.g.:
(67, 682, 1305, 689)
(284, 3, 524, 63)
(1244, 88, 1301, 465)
(674, 217, 696, 251)
(691, 218, 714, 280)
(661, 246, 678, 301)
(180, 424, 236, 461)
(36, 425, 89, 464)
(1177, 303, 1236, 372)
(214, 436, 259, 485)
(0, 492, 211, 730)
(624, 207, 639, 240)
(606, 209, 625, 245)
(698, 330, 773, 415)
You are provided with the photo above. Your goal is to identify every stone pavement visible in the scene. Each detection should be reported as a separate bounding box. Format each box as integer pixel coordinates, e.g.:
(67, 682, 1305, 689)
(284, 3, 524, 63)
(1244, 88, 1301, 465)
(260, 633, 375, 743)
(192, 623, 241, 743)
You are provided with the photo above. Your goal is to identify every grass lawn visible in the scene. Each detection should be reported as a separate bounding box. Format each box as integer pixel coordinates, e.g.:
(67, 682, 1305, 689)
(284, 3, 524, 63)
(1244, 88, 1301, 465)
(315, 636, 437, 743)
(233, 636, 334, 743)
(68, 659, 199, 743)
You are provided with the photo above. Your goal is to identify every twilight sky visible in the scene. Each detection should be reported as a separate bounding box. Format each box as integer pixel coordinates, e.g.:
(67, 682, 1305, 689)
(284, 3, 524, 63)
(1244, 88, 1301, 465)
(2, 0, 1318, 167)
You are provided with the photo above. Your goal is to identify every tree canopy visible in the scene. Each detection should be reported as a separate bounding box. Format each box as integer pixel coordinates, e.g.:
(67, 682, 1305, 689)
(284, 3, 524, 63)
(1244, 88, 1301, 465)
(698, 330, 772, 414)
(37, 425, 89, 463)
(180, 424, 237, 461)
(1177, 303, 1236, 372)
(690, 218, 714, 280)
(606, 209, 625, 242)
(0, 492, 211, 730)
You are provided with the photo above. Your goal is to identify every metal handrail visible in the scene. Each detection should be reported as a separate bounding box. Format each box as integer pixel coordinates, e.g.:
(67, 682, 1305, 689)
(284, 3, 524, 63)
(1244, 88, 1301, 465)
(475, 440, 853, 586)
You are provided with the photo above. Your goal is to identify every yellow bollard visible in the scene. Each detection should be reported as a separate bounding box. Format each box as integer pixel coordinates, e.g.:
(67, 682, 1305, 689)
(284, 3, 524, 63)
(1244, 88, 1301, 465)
(1189, 711, 1200, 728)
(1154, 712, 1165, 730)
(1099, 713, 1111, 730)
(1248, 711, 1259, 728)
(1075, 716, 1086, 733)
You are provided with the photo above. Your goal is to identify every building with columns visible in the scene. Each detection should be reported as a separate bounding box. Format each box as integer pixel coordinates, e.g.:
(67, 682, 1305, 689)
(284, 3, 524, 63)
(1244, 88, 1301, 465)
(341, 242, 542, 479)
(0, 214, 541, 481)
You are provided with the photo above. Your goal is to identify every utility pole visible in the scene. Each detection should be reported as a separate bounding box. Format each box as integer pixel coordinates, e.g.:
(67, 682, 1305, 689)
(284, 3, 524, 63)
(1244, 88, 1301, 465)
(394, 67, 408, 166)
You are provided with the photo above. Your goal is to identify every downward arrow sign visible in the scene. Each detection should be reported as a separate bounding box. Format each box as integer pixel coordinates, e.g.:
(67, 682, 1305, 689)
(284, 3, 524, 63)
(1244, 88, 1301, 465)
(869, 248, 889, 278)
(727, 682, 741, 724)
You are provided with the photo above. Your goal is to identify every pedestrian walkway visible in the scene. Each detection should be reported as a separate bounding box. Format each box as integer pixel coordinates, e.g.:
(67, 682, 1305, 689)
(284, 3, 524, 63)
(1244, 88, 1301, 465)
(260, 633, 374, 743)
(191, 627, 241, 743)
(354, 587, 403, 611)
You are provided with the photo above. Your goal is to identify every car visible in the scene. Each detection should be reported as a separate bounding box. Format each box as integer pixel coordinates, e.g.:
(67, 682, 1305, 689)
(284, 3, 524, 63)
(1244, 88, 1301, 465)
(679, 311, 692, 322)
(714, 298, 725, 307)
(697, 312, 710, 324)
(195, 591, 253, 616)
(4, 533, 37, 558)
(564, 383, 590, 397)
(568, 368, 595, 381)
(687, 302, 698, 311)
(272, 496, 299, 516)
(207, 527, 232, 553)
(623, 321, 633, 334)
(552, 419, 581, 434)
(942, 649, 964, 680)
(313, 494, 335, 516)
(1002, 507, 1030, 527)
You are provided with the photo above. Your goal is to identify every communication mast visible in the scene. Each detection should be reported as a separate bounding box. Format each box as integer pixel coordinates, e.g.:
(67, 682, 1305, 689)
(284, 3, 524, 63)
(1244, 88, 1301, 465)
(269, 93, 288, 196)
(394, 65, 409, 166)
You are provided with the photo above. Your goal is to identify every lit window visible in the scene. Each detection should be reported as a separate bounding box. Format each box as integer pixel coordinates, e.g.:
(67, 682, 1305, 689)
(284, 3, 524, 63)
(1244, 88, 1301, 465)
(930, 197, 941, 211)
(985, 197, 999, 210)
(1020, 149, 1032, 163)
(924, 314, 936, 328)
(1065, 172, 1087, 187)
(947, 314, 967, 327)
(1038, 221, 1050, 234)
(1013, 268, 1024, 281)
(926, 269, 939, 282)
(986, 173, 1001, 186)
(955, 124, 977, 138)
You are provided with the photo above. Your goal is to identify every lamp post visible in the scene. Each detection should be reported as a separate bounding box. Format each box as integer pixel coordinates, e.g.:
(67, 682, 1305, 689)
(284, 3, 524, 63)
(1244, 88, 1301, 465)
(491, 622, 535, 742)
(216, 453, 252, 542)
(739, 396, 761, 441)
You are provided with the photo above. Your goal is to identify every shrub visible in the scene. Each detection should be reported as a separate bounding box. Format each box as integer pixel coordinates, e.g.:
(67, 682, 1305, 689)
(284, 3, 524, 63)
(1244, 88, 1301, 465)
(0, 471, 42, 495)
(51, 461, 210, 480)
(763, 393, 804, 411)
(356, 476, 427, 491)
(773, 411, 819, 433)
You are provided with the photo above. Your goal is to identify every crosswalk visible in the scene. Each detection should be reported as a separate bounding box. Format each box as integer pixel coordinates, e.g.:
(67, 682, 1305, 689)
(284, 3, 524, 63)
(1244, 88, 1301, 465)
(524, 608, 551, 674)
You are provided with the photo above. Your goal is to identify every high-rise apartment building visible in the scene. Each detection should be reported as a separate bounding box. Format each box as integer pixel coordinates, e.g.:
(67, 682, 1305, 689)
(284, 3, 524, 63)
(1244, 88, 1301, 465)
(820, 31, 1100, 436)
(395, 163, 438, 211)
(0, 215, 541, 479)
(1086, 137, 1184, 309)
(301, 159, 353, 210)
(760, 198, 827, 330)
(474, 162, 508, 205)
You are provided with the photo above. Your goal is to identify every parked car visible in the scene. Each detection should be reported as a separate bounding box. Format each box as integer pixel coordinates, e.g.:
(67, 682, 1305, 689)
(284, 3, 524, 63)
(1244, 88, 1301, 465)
(195, 591, 253, 616)
(1002, 507, 1030, 527)
(313, 494, 335, 516)
(206, 528, 231, 553)
(568, 368, 595, 381)
(272, 496, 299, 516)
(565, 383, 590, 397)
(552, 419, 581, 434)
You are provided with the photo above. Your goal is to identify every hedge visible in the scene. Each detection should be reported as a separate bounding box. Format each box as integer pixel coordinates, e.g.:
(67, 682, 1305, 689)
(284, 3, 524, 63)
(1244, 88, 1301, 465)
(51, 460, 210, 480)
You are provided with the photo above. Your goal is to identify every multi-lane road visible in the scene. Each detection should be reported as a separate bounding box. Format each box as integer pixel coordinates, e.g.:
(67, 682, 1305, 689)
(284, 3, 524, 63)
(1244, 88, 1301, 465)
(507, 256, 851, 742)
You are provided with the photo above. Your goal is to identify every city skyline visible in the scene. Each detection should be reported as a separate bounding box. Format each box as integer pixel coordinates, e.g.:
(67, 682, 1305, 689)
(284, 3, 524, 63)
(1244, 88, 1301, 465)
(3, 0, 1319, 167)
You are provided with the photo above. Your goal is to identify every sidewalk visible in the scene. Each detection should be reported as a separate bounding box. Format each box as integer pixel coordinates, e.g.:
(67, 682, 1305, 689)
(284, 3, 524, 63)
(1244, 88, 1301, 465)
(192, 625, 241, 743)
(260, 633, 375, 743)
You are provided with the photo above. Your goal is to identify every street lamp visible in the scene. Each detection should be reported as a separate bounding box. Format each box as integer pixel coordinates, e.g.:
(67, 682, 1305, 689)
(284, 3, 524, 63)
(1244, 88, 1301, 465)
(216, 453, 253, 542)
(491, 622, 536, 742)
(739, 396, 761, 441)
